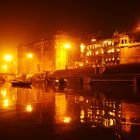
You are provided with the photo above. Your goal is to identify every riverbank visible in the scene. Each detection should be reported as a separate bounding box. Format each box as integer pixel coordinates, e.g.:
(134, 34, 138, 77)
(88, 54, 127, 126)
(44, 63, 140, 87)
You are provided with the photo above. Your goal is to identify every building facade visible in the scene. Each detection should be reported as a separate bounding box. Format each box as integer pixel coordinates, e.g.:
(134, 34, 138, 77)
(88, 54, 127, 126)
(17, 32, 80, 74)
(80, 33, 140, 67)
(17, 38, 55, 74)
(119, 35, 140, 64)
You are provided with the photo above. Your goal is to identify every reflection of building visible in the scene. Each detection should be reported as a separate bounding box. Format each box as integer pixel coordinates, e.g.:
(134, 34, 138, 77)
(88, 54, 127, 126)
(121, 102, 140, 133)
(65, 94, 122, 128)
(80, 33, 140, 67)
(18, 32, 80, 74)
(55, 93, 67, 124)
(78, 97, 121, 128)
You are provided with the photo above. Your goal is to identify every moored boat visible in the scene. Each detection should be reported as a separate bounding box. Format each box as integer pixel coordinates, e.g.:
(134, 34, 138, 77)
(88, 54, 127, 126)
(11, 80, 32, 88)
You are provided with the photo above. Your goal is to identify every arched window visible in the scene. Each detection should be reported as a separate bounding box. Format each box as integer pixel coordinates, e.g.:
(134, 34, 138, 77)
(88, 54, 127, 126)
(125, 39, 127, 44)
(121, 39, 124, 44)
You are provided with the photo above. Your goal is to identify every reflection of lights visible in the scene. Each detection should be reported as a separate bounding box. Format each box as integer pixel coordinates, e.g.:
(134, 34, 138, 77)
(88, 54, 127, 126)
(63, 117, 71, 123)
(113, 103, 116, 108)
(80, 110, 85, 119)
(3, 99, 9, 107)
(26, 104, 33, 112)
(86, 99, 88, 103)
(122, 124, 131, 133)
(87, 109, 93, 118)
(1, 89, 7, 97)
(109, 119, 114, 126)
(78, 96, 84, 102)
(103, 119, 115, 127)
(91, 124, 96, 128)
(2, 65, 8, 71)
(56, 79, 59, 82)
(80, 119, 85, 123)
(118, 114, 121, 118)
(96, 110, 100, 115)
(118, 110, 121, 113)
(102, 110, 105, 115)
(79, 63, 83, 67)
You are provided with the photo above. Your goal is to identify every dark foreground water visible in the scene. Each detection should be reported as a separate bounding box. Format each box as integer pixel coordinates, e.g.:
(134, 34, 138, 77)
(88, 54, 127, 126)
(0, 82, 140, 140)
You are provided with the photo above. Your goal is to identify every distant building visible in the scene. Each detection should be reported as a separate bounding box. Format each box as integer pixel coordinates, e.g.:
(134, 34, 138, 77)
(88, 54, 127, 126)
(17, 38, 54, 74)
(80, 33, 140, 67)
(119, 34, 140, 64)
(17, 32, 80, 74)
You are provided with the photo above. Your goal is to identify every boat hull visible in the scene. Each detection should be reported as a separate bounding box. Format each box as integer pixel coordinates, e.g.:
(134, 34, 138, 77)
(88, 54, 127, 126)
(11, 81, 32, 88)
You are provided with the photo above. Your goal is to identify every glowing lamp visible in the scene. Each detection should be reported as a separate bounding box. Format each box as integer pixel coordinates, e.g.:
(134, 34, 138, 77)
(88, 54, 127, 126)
(64, 43, 71, 49)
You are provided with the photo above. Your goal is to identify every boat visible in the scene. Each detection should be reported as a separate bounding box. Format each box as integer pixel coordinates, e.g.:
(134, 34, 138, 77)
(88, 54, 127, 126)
(11, 80, 32, 88)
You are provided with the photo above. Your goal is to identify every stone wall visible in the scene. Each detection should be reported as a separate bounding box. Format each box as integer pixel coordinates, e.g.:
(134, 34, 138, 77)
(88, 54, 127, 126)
(120, 46, 140, 64)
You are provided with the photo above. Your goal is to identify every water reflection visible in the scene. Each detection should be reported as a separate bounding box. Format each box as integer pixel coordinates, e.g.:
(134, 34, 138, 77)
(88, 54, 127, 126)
(0, 82, 140, 139)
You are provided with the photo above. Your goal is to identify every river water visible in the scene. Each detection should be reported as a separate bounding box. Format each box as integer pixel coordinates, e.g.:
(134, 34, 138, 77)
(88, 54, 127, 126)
(0, 82, 140, 140)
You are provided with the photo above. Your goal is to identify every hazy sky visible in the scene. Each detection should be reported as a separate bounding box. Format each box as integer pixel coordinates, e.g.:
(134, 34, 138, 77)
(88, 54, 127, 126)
(0, 0, 140, 51)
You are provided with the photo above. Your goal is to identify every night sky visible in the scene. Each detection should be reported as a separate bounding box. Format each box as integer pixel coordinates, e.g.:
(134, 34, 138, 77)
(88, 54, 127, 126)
(0, 0, 140, 51)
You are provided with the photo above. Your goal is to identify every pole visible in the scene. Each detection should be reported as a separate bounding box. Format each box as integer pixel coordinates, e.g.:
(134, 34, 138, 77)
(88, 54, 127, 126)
(65, 49, 68, 69)
(41, 41, 44, 72)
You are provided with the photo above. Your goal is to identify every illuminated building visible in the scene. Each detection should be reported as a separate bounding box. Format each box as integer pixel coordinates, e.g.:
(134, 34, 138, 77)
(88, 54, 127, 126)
(17, 38, 54, 74)
(17, 32, 80, 74)
(119, 34, 140, 64)
(1, 54, 17, 74)
(121, 102, 140, 133)
(54, 33, 73, 70)
(17, 32, 140, 74)
(80, 33, 140, 67)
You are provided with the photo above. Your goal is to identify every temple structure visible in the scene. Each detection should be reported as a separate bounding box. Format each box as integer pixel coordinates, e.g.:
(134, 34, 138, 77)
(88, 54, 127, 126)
(80, 33, 140, 67)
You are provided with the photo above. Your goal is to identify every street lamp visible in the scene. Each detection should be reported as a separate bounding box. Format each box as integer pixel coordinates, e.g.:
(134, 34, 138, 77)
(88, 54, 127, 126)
(64, 43, 71, 49)
(4, 55, 12, 61)
(64, 43, 71, 69)
(3, 55, 13, 73)
(26, 53, 33, 58)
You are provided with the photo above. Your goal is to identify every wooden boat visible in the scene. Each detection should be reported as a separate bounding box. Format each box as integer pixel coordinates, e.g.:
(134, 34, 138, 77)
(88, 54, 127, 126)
(11, 80, 32, 88)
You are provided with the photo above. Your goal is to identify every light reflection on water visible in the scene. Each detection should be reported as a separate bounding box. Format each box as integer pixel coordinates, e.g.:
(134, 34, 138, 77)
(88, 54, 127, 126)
(0, 82, 140, 139)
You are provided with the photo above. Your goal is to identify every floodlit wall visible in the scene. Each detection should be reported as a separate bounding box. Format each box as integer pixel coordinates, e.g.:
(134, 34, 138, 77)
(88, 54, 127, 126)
(120, 46, 140, 64)
(55, 45, 67, 70)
